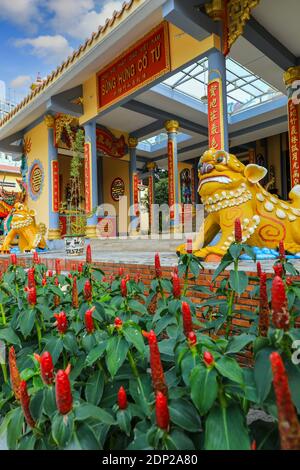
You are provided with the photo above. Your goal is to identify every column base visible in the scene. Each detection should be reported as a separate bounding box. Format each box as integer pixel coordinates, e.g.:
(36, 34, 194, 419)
(85, 225, 97, 239)
(48, 228, 61, 240)
(170, 224, 183, 235)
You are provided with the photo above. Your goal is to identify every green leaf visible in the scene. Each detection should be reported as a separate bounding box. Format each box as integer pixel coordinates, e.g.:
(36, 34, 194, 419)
(226, 334, 255, 354)
(128, 299, 147, 315)
(75, 403, 115, 425)
(229, 244, 242, 260)
(51, 412, 74, 448)
(205, 404, 250, 450)
(43, 337, 64, 365)
(106, 336, 129, 377)
(43, 387, 57, 418)
(117, 409, 131, 436)
(165, 429, 195, 450)
(85, 370, 104, 406)
(85, 342, 107, 366)
(7, 407, 24, 450)
(0, 327, 21, 346)
(190, 365, 218, 415)
(169, 399, 201, 432)
(19, 308, 36, 337)
(122, 325, 145, 355)
(229, 270, 248, 295)
(62, 332, 78, 354)
(215, 356, 244, 384)
(29, 389, 44, 421)
(212, 254, 233, 281)
(254, 347, 275, 403)
(68, 422, 101, 450)
(285, 361, 300, 414)
(129, 375, 151, 417)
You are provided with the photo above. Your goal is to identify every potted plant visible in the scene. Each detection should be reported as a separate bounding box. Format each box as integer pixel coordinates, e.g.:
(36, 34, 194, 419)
(64, 126, 93, 256)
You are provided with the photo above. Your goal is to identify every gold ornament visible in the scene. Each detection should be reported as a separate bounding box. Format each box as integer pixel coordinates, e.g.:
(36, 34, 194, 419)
(284, 66, 300, 87)
(55, 114, 79, 145)
(165, 120, 180, 133)
(227, 0, 260, 50)
(205, 0, 225, 21)
(44, 115, 55, 128)
(128, 137, 139, 148)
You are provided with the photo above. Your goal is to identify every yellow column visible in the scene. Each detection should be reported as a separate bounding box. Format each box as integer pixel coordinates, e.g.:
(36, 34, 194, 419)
(45, 115, 61, 241)
(165, 120, 181, 233)
(284, 66, 300, 188)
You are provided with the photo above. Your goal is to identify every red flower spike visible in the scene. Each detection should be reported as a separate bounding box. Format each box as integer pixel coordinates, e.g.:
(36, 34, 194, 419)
(118, 267, 124, 277)
(86, 244, 92, 264)
(188, 331, 197, 347)
(10, 254, 17, 265)
(54, 277, 59, 286)
(85, 307, 95, 334)
(9, 346, 21, 400)
(27, 267, 35, 289)
(42, 276, 47, 287)
(203, 351, 214, 367)
(72, 276, 79, 309)
(172, 273, 181, 298)
(20, 381, 36, 428)
(55, 366, 73, 415)
(114, 317, 123, 329)
(286, 278, 293, 287)
(172, 266, 178, 277)
(181, 302, 193, 338)
(271, 275, 289, 331)
(251, 440, 257, 451)
(234, 218, 242, 243)
(78, 263, 83, 273)
(33, 251, 40, 264)
(118, 386, 128, 410)
(34, 352, 54, 385)
(186, 239, 193, 254)
(55, 259, 61, 276)
(84, 279, 92, 302)
(143, 330, 167, 395)
(279, 240, 285, 261)
(54, 312, 68, 334)
(156, 391, 170, 431)
(155, 253, 162, 278)
(121, 278, 127, 297)
(47, 270, 53, 278)
(27, 287, 37, 306)
(259, 272, 270, 337)
(270, 352, 300, 450)
(274, 264, 283, 278)
(256, 262, 262, 278)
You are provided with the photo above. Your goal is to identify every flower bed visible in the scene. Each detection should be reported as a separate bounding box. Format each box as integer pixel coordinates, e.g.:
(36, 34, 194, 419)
(0, 234, 300, 450)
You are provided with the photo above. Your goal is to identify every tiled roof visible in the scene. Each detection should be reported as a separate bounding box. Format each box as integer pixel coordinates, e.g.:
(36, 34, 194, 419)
(0, 0, 140, 129)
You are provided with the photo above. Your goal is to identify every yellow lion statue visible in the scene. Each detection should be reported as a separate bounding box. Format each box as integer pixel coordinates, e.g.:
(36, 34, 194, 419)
(0, 203, 47, 253)
(178, 149, 300, 260)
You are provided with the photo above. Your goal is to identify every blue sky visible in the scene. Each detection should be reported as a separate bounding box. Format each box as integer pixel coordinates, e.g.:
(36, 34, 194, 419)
(0, 0, 124, 101)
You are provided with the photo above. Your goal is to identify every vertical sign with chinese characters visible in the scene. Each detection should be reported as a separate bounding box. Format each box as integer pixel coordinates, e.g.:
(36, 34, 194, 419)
(52, 161, 60, 212)
(208, 78, 224, 150)
(148, 175, 154, 228)
(133, 173, 139, 215)
(84, 143, 92, 213)
(168, 140, 175, 220)
(288, 99, 300, 187)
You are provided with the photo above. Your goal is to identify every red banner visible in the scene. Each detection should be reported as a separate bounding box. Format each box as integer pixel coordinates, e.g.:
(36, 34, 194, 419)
(208, 78, 224, 150)
(96, 127, 127, 158)
(148, 175, 153, 228)
(97, 22, 170, 110)
(168, 140, 175, 220)
(84, 143, 92, 213)
(133, 173, 139, 215)
(52, 160, 60, 212)
(288, 99, 300, 187)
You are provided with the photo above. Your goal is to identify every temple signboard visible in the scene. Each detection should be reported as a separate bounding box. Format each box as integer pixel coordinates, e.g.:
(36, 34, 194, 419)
(97, 22, 170, 111)
(96, 127, 127, 158)
(208, 78, 225, 151)
(288, 99, 300, 187)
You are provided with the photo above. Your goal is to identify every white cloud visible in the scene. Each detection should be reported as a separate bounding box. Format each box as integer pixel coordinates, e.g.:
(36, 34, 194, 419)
(0, 0, 43, 29)
(47, 0, 124, 40)
(15, 35, 73, 64)
(10, 75, 32, 89)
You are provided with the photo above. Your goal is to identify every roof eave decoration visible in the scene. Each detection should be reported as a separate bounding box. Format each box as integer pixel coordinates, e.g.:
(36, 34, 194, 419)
(205, 0, 260, 55)
(0, 0, 141, 130)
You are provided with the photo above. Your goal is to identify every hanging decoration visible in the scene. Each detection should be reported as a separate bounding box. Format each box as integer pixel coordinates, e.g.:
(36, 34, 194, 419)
(96, 127, 127, 158)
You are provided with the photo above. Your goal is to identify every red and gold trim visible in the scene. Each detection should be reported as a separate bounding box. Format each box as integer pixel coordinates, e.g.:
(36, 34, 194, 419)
(168, 140, 176, 221)
(288, 99, 300, 187)
(133, 173, 139, 215)
(51, 161, 60, 212)
(84, 142, 93, 213)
